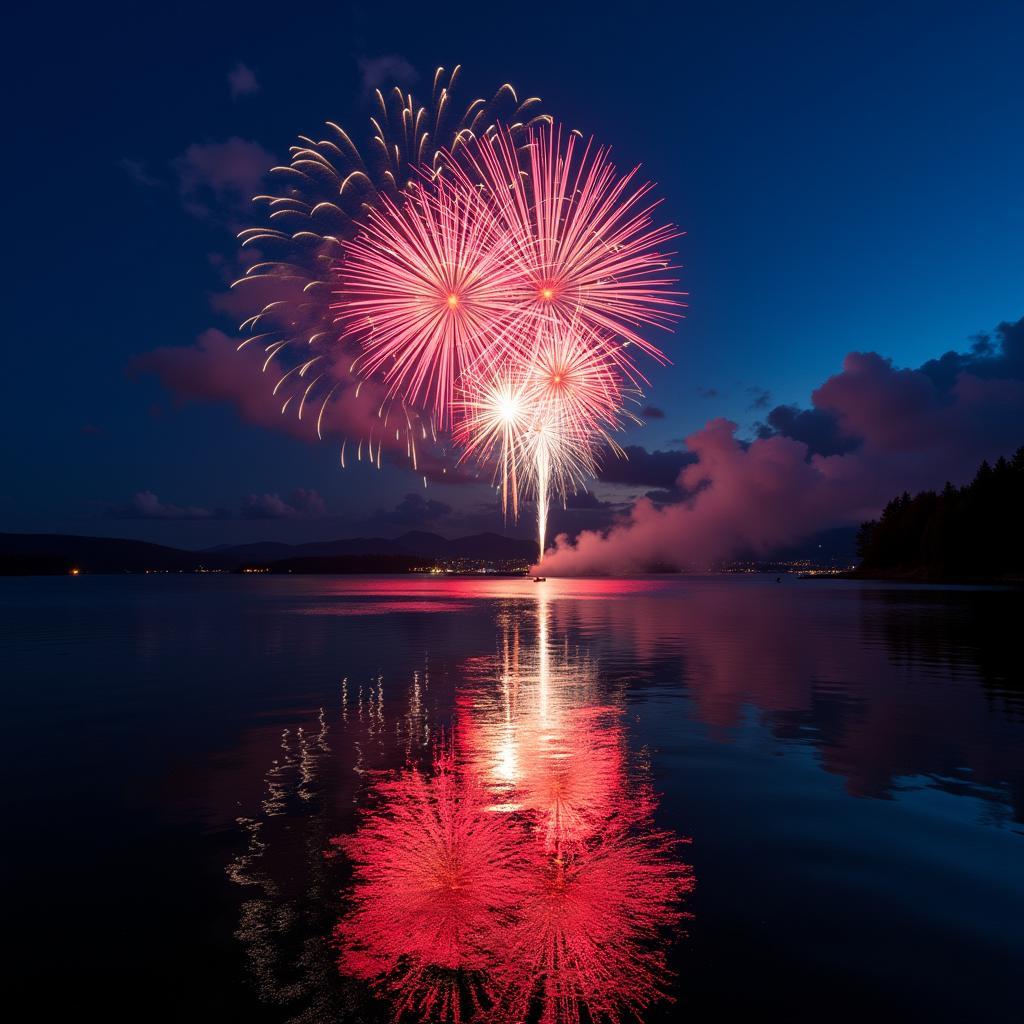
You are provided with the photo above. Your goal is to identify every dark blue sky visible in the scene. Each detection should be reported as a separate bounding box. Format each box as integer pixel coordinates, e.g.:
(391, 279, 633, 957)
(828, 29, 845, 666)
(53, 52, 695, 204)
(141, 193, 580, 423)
(4, 1, 1022, 547)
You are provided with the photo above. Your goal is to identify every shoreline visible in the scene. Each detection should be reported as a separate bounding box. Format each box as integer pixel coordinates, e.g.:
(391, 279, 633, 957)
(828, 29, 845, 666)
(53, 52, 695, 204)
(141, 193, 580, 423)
(823, 568, 1024, 586)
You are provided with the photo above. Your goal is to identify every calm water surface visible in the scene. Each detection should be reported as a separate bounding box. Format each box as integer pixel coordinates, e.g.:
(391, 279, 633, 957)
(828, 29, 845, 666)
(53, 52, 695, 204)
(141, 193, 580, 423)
(3, 575, 1022, 1021)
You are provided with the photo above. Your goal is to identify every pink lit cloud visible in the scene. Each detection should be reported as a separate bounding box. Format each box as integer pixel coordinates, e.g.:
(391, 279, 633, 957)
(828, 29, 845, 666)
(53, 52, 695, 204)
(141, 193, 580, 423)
(227, 62, 259, 100)
(241, 488, 327, 519)
(174, 137, 275, 217)
(542, 317, 1024, 574)
(130, 329, 467, 483)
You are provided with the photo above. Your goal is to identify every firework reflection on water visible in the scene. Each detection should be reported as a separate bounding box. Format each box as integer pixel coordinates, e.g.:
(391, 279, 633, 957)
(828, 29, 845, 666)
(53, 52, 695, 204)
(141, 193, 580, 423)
(332, 590, 694, 1024)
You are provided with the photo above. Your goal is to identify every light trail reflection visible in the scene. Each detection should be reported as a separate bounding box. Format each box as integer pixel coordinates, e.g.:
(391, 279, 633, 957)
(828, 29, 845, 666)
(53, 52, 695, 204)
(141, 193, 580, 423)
(332, 591, 694, 1023)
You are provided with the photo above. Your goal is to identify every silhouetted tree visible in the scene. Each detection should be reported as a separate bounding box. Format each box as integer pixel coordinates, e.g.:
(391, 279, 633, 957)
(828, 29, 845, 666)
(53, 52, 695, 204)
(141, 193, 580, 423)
(857, 446, 1024, 580)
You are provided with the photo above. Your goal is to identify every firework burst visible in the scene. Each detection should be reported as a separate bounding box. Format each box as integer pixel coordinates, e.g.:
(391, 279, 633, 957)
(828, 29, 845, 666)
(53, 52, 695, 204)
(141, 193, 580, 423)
(335, 178, 524, 425)
(235, 69, 682, 561)
(452, 361, 532, 519)
(444, 122, 681, 559)
(445, 122, 683, 372)
(235, 68, 549, 463)
(453, 325, 634, 557)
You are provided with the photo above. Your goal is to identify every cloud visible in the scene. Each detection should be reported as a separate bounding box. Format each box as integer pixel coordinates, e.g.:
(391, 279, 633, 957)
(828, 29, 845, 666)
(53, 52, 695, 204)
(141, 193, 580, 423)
(641, 405, 666, 419)
(357, 54, 417, 92)
(563, 491, 604, 510)
(241, 488, 327, 519)
(174, 138, 275, 216)
(108, 491, 216, 520)
(132, 329, 471, 482)
(755, 403, 861, 457)
(918, 317, 1024, 389)
(119, 157, 161, 189)
(696, 386, 720, 399)
(107, 488, 327, 521)
(596, 444, 698, 489)
(545, 490, 628, 538)
(375, 492, 453, 527)
(133, 329, 316, 441)
(641, 487, 691, 506)
(132, 329, 361, 444)
(228, 62, 259, 99)
(746, 385, 772, 410)
(541, 315, 1024, 574)
(759, 317, 1024, 459)
(542, 420, 839, 574)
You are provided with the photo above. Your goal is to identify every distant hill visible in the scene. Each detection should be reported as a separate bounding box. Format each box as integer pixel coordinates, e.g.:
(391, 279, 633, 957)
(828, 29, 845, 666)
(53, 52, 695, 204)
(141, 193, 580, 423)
(0, 530, 536, 575)
(208, 530, 537, 563)
(0, 533, 235, 574)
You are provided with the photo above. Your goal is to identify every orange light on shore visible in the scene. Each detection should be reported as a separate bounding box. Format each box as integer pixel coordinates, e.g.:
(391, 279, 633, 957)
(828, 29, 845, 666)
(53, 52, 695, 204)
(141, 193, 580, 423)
(69, 567, 80, 576)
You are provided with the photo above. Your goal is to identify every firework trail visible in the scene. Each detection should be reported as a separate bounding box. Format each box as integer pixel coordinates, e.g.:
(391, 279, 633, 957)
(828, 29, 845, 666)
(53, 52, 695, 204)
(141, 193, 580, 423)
(454, 360, 605, 561)
(521, 325, 633, 559)
(453, 326, 634, 560)
(452, 361, 532, 520)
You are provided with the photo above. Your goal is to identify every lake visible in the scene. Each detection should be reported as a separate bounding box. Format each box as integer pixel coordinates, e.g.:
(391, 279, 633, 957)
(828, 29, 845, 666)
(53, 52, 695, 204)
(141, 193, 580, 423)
(3, 575, 1022, 1021)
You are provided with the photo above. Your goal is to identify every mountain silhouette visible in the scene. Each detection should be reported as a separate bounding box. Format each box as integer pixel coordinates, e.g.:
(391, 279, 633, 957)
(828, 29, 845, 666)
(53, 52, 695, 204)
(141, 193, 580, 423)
(0, 531, 536, 574)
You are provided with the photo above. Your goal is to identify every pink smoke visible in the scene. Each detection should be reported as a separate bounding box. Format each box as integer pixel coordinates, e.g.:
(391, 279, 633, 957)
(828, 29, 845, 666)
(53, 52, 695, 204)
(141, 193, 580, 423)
(541, 349, 1024, 575)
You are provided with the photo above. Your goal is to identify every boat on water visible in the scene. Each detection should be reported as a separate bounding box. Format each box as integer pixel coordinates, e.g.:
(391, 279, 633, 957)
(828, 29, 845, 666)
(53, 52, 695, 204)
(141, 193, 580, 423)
(533, 576, 546, 582)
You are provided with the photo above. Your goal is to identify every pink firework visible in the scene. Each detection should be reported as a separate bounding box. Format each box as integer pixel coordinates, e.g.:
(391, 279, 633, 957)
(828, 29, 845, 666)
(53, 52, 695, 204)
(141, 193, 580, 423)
(454, 326, 631, 556)
(235, 68, 550, 470)
(526, 322, 631, 440)
(328, 118, 682, 559)
(452, 360, 532, 519)
(445, 122, 683, 372)
(334, 177, 525, 427)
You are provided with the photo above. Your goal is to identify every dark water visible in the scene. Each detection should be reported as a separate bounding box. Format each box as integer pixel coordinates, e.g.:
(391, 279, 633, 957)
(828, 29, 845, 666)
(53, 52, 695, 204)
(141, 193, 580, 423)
(3, 575, 1023, 1022)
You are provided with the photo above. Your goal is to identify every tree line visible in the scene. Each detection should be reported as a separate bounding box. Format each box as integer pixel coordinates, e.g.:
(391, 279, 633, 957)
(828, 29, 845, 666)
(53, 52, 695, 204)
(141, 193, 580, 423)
(856, 447, 1024, 580)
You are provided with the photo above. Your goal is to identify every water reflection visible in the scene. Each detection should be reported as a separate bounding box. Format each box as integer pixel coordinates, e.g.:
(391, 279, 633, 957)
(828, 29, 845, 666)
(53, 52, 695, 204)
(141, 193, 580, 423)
(519, 579, 1024, 819)
(206, 576, 1023, 1021)
(7, 575, 1024, 1020)
(224, 669, 439, 1019)
(331, 590, 694, 1023)
(293, 575, 1022, 818)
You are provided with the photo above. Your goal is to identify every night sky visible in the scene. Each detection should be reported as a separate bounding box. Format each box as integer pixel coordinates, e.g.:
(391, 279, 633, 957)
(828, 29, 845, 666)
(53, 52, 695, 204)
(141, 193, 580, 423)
(5, 1, 1023, 551)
